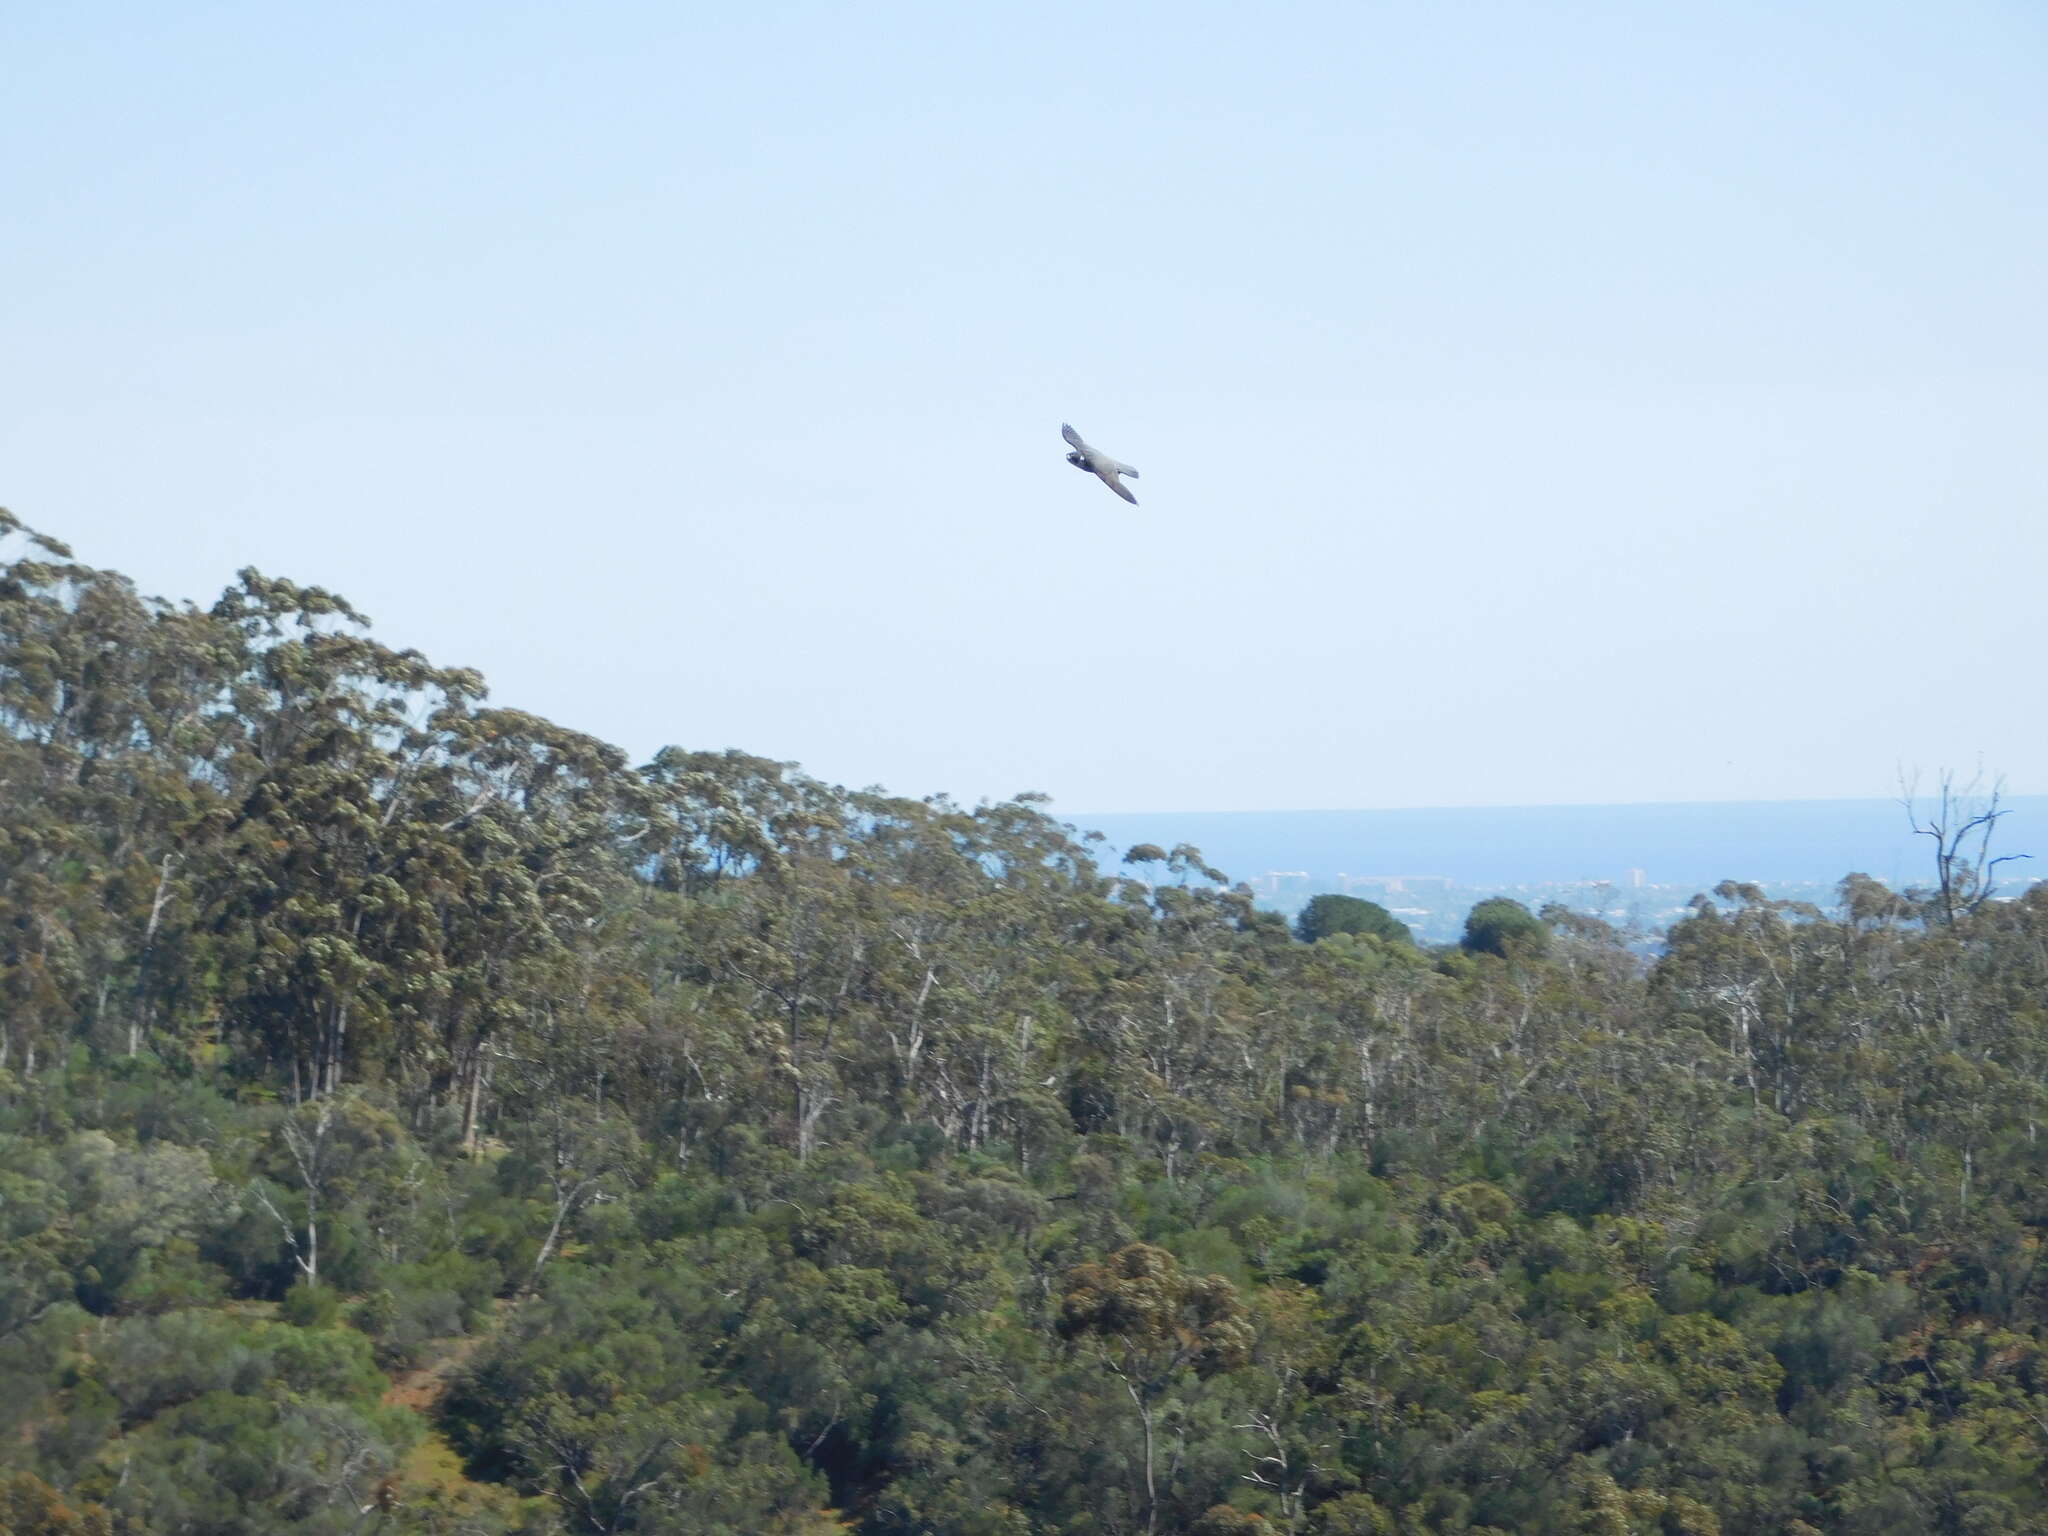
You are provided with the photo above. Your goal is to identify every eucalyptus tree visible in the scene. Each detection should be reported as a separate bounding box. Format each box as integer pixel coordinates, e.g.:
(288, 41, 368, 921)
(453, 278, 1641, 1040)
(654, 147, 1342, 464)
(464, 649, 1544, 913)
(1057, 1243, 1254, 1535)
(426, 706, 653, 1147)
(200, 569, 487, 1099)
(0, 515, 242, 1070)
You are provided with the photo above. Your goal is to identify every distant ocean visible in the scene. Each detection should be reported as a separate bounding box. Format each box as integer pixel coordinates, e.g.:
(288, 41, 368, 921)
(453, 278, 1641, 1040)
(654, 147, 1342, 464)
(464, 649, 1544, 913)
(1060, 796, 2048, 894)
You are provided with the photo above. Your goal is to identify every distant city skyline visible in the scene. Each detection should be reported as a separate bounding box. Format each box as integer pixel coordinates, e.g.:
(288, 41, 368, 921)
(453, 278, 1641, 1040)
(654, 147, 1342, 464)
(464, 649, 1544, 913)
(1069, 795, 2047, 897)
(1166, 795, 2045, 946)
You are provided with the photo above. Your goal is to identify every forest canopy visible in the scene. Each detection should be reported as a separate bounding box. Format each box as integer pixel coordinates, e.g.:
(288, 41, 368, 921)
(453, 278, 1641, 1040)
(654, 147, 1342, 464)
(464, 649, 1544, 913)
(2, 510, 2045, 1535)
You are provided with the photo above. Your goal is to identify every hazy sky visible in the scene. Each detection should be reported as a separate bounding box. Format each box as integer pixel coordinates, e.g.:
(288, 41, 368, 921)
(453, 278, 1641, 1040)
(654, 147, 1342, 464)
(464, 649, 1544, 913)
(5, 1, 2043, 813)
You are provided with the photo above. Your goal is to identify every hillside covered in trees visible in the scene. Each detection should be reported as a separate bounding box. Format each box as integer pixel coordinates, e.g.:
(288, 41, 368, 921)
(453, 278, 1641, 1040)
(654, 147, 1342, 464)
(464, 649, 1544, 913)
(3, 509, 2046, 1535)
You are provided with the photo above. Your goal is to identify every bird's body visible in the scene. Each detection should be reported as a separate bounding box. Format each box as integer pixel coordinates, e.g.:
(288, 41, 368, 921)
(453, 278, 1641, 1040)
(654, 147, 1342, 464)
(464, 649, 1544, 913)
(1062, 423, 1139, 504)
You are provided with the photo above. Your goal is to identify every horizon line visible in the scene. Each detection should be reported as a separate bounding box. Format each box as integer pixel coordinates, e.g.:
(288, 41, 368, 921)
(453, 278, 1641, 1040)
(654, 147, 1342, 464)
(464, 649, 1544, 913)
(1060, 790, 2048, 820)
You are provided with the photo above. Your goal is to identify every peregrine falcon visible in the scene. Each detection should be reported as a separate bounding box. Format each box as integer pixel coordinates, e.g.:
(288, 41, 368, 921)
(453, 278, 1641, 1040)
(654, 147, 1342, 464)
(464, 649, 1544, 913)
(1062, 423, 1139, 505)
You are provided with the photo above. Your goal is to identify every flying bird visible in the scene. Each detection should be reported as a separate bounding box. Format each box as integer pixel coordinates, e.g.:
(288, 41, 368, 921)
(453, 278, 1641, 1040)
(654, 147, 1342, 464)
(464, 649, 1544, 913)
(1062, 423, 1139, 505)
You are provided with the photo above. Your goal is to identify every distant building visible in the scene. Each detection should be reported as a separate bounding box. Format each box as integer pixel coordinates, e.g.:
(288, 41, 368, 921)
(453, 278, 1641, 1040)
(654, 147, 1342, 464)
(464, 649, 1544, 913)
(1342, 874, 1454, 895)
(1627, 868, 1645, 888)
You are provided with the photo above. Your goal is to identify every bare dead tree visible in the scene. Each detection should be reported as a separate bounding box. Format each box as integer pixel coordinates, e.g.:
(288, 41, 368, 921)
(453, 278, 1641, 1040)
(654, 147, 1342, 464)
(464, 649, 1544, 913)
(250, 1093, 338, 1287)
(1900, 767, 2032, 926)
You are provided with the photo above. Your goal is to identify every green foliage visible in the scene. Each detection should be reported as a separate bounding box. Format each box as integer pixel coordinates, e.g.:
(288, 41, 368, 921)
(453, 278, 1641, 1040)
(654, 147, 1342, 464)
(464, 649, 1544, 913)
(279, 1281, 342, 1328)
(1294, 894, 1412, 946)
(1460, 895, 1549, 956)
(7, 511, 2048, 1533)
(0, 1471, 114, 1536)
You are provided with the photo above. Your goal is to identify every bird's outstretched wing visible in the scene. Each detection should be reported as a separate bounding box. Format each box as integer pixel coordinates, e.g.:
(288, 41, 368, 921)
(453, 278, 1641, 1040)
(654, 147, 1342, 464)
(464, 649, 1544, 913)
(1061, 423, 1087, 452)
(1096, 467, 1139, 505)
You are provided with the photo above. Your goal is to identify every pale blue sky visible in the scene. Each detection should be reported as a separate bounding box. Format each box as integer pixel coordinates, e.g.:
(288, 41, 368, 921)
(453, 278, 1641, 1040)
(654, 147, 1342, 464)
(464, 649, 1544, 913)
(5, 1, 2043, 811)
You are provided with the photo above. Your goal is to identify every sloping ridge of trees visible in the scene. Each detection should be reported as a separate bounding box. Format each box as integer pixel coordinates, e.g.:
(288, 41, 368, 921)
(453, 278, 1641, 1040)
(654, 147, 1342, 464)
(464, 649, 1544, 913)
(2, 507, 2046, 1536)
